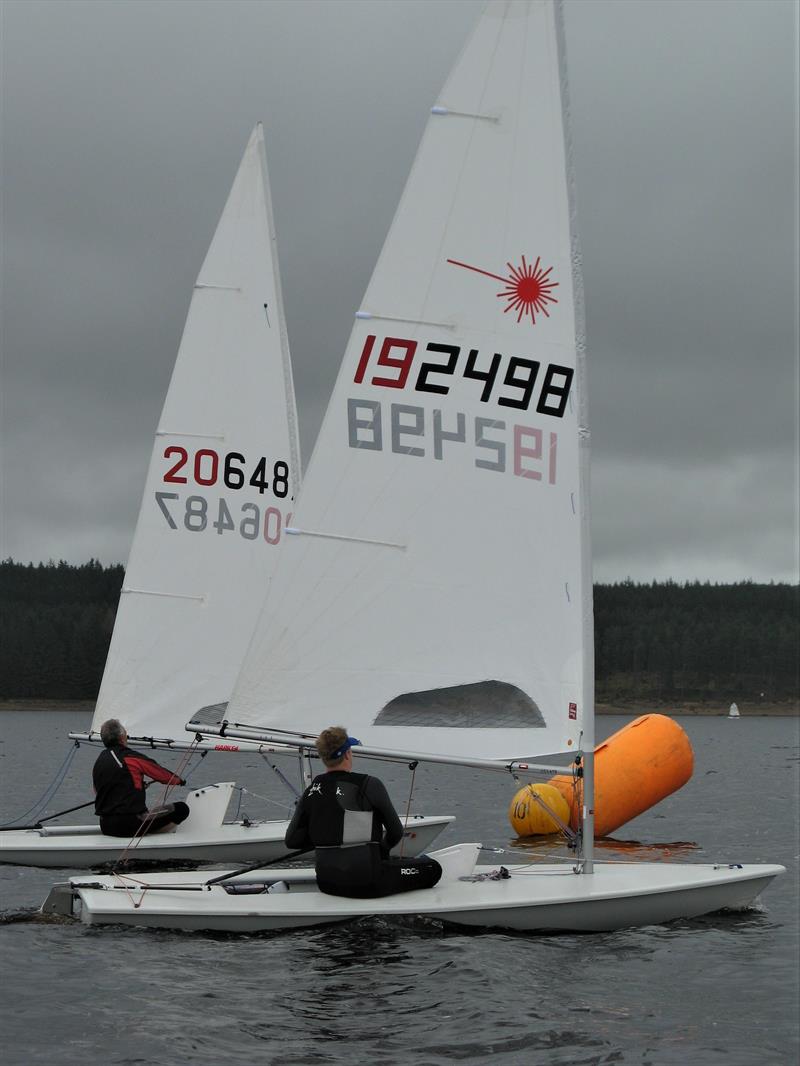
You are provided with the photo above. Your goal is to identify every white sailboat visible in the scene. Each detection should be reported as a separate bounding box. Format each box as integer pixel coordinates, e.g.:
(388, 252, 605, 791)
(44, 0, 783, 928)
(2, 124, 452, 868)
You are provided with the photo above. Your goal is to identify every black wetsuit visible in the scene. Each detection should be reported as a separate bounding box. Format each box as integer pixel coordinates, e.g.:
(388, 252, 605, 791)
(93, 744, 190, 837)
(285, 770, 442, 898)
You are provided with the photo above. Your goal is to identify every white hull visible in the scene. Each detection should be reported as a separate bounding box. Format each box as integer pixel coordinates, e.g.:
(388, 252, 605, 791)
(44, 843, 784, 934)
(2, 782, 453, 868)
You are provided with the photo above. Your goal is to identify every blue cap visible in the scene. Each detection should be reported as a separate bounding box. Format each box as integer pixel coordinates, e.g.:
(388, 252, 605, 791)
(330, 735, 362, 761)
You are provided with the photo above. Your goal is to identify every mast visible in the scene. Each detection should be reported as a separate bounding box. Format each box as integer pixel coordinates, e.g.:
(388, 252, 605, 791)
(256, 122, 302, 501)
(555, 0, 594, 873)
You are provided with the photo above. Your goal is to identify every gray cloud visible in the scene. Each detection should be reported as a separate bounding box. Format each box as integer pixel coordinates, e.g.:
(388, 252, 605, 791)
(1, 0, 797, 582)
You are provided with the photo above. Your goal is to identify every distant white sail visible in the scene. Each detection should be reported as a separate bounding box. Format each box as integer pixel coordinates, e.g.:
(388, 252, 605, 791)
(227, 0, 590, 763)
(93, 124, 300, 741)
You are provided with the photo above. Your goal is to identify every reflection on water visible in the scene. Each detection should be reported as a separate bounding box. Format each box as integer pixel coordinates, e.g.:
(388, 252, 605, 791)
(509, 832, 700, 862)
(595, 835, 700, 859)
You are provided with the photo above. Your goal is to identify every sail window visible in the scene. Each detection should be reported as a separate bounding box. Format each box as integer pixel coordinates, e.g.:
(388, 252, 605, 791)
(375, 681, 545, 728)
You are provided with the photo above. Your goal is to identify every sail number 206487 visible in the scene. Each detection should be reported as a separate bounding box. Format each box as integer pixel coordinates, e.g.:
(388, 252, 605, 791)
(154, 492, 292, 545)
(154, 446, 293, 545)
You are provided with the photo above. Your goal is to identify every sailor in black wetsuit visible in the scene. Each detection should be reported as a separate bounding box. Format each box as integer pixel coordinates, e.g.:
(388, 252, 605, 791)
(93, 718, 190, 837)
(285, 726, 442, 899)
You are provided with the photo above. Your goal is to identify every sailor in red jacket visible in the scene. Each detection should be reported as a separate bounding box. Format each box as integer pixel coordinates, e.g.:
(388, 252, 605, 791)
(93, 718, 190, 837)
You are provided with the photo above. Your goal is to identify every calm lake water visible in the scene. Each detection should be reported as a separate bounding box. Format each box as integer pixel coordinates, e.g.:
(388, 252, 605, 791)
(1, 711, 798, 1065)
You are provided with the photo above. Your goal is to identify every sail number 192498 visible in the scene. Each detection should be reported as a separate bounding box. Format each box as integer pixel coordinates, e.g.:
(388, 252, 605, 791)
(347, 334, 570, 484)
(354, 334, 573, 415)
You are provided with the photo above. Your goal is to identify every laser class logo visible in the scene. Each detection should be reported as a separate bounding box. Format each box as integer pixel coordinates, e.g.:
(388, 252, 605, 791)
(447, 255, 559, 325)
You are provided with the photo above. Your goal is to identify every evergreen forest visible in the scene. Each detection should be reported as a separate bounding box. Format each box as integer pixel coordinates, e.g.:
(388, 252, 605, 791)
(1, 559, 797, 704)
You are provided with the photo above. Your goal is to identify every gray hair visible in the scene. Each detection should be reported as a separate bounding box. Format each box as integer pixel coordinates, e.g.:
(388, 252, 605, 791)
(100, 719, 126, 748)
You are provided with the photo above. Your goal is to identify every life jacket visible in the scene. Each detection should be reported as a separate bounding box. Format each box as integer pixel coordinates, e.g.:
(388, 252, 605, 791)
(304, 771, 383, 890)
(303, 770, 382, 847)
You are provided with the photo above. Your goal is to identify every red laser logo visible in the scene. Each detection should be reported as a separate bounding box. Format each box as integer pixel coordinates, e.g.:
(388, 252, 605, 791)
(447, 255, 559, 325)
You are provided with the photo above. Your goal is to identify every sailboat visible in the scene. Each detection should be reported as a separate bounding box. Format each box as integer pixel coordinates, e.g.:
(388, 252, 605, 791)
(2, 125, 452, 868)
(728, 703, 741, 718)
(42, 0, 782, 928)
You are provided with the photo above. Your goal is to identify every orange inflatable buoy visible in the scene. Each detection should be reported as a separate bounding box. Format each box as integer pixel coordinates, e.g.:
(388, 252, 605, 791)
(509, 714, 694, 839)
(509, 783, 570, 836)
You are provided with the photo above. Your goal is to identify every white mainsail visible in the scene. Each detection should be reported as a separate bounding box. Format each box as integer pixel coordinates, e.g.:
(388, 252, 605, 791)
(226, 0, 590, 763)
(92, 124, 300, 742)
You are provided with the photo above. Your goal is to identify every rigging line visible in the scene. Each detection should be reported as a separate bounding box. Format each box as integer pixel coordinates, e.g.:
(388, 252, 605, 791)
(160, 741, 198, 805)
(526, 783, 577, 844)
(180, 750, 207, 783)
(514, 854, 679, 869)
(506, 845, 581, 872)
(75, 869, 152, 912)
(260, 754, 302, 801)
(242, 785, 295, 813)
(109, 737, 201, 873)
(399, 761, 419, 859)
(0, 742, 81, 828)
(1, 797, 97, 832)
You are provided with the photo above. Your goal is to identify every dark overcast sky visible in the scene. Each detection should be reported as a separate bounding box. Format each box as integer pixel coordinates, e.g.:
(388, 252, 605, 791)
(1, 0, 797, 583)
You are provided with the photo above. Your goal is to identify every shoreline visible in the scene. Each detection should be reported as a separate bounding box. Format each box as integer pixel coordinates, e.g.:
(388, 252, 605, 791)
(596, 700, 798, 717)
(0, 698, 797, 717)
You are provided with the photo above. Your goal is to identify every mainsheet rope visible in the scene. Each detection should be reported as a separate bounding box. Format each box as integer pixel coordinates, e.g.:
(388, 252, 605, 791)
(399, 760, 418, 858)
(234, 786, 294, 816)
(110, 737, 201, 875)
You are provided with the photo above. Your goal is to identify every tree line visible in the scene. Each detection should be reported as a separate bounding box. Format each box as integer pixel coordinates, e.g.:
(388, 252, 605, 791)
(593, 578, 797, 703)
(1, 559, 797, 702)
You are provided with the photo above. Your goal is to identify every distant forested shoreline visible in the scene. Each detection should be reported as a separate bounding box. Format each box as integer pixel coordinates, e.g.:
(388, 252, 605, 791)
(1, 559, 797, 704)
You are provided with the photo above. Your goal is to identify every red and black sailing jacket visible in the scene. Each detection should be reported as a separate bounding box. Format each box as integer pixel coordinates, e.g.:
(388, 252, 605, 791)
(93, 744, 183, 817)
